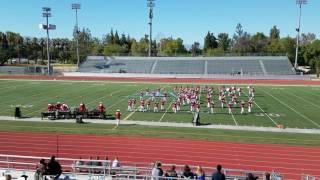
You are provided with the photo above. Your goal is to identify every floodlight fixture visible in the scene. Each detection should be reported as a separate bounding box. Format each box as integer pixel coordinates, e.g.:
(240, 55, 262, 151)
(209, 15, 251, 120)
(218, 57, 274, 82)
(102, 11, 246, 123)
(72, 3, 81, 9)
(296, 0, 307, 5)
(42, 7, 51, 12)
(294, 0, 308, 69)
(71, 3, 81, 70)
(147, 0, 155, 57)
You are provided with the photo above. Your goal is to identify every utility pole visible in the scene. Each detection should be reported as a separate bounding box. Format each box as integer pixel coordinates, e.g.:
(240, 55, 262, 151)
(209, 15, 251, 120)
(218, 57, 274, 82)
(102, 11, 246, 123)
(147, 0, 155, 57)
(294, 0, 308, 69)
(72, 3, 81, 70)
(41, 7, 56, 75)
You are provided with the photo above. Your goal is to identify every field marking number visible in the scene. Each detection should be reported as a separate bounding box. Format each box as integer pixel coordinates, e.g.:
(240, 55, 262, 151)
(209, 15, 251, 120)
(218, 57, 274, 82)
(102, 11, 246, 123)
(255, 113, 281, 117)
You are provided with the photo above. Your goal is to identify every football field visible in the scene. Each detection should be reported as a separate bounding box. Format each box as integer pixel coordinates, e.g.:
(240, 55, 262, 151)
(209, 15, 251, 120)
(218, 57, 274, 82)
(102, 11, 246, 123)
(0, 79, 320, 129)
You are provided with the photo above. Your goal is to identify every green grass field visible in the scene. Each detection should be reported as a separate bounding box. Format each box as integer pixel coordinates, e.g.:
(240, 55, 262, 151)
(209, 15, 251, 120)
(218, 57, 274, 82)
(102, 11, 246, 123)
(1, 79, 320, 129)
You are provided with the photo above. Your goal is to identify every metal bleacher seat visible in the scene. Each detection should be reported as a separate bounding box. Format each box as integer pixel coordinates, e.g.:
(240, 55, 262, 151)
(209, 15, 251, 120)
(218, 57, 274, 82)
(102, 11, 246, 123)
(106, 59, 155, 73)
(261, 58, 296, 75)
(153, 60, 205, 74)
(77, 56, 296, 76)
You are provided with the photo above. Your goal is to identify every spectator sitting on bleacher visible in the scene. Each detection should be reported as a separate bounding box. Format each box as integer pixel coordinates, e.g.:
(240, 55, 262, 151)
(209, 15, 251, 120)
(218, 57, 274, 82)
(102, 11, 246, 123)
(102, 156, 109, 167)
(164, 165, 178, 179)
(264, 172, 270, 180)
(151, 162, 163, 180)
(182, 165, 194, 179)
(112, 157, 120, 168)
(35, 159, 47, 180)
(195, 166, 206, 180)
(73, 157, 83, 172)
(246, 173, 258, 180)
(93, 156, 102, 173)
(211, 164, 225, 180)
(47, 156, 62, 180)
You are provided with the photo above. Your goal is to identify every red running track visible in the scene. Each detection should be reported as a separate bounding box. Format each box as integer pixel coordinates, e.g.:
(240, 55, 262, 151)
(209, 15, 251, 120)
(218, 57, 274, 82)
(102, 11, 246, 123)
(0, 131, 319, 179)
(0, 74, 320, 85)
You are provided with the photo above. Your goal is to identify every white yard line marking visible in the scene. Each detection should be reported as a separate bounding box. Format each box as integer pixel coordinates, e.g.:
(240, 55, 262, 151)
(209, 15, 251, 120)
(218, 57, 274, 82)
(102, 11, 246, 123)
(158, 84, 173, 122)
(159, 100, 174, 122)
(123, 109, 137, 121)
(261, 88, 320, 128)
(253, 102, 278, 126)
(286, 91, 320, 109)
(243, 92, 278, 126)
(230, 112, 238, 126)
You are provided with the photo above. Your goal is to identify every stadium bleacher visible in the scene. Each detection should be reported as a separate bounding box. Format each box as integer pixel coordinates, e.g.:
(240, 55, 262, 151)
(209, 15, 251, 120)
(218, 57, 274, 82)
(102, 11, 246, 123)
(79, 56, 296, 76)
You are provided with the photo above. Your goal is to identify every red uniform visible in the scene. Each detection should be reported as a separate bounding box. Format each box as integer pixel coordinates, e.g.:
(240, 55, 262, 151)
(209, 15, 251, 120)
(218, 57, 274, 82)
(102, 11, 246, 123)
(115, 111, 121, 119)
(98, 104, 105, 113)
(79, 103, 86, 113)
(47, 104, 54, 112)
(55, 103, 62, 110)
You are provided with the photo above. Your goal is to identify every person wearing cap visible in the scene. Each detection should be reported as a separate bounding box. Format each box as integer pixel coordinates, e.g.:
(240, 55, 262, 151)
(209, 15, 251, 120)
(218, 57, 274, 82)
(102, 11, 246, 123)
(97, 102, 106, 119)
(115, 109, 121, 126)
(79, 102, 87, 113)
(47, 104, 54, 112)
(97, 102, 105, 113)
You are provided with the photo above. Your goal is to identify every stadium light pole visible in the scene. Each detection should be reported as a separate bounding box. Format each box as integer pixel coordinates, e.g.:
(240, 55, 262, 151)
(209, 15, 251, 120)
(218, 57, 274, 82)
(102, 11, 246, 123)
(294, 0, 307, 69)
(72, 3, 81, 70)
(42, 7, 52, 75)
(147, 0, 155, 57)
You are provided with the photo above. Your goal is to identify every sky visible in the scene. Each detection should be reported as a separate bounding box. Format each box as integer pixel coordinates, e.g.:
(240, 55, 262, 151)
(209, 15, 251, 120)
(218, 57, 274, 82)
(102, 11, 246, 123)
(0, 0, 319, 45)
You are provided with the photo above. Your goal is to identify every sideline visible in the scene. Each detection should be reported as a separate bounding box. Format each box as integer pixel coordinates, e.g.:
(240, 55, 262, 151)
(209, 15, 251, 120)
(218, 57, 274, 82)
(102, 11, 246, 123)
(1, 116, 320, 135)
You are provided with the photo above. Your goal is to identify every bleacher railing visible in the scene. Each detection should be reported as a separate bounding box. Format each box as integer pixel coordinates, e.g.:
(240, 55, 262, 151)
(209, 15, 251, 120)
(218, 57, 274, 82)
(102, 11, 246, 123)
(0, 154, 279, 180)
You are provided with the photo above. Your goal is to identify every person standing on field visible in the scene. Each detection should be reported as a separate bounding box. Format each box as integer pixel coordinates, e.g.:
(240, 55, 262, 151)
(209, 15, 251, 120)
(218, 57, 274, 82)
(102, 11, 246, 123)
(115, 109, 121, 126)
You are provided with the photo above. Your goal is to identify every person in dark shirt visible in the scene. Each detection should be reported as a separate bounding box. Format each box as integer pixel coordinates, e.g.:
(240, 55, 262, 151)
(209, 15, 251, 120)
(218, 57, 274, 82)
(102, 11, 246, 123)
(211, 164, 226, 180)
(47, 156, 62, 180)
(182, 165, 194, 179)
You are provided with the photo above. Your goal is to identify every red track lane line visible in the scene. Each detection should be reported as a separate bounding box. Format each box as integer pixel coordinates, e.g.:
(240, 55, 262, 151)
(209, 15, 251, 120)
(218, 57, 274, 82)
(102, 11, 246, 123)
(2, 137, 320, 160)
(2, 142, 320, 166)
(1, 133, 319, 155)
(2, 139, 320, 165)
(0, 132, 318, 179)
(3, 146, 319, 170)
(0, 75, 320, 85)
(2, 131, 320, 152)
(2, 150, 314, 177)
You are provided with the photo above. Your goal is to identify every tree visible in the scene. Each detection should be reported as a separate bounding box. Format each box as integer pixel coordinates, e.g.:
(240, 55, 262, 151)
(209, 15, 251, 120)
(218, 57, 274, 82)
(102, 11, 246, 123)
(235, 23, 244, 38)
(270, 26, 280, 40)
(205, 48, 224, 56)
(217, 33, 230, 52)
(103, 44, 126, 56)
(160, 37, 187, 56)
(301, 33, 316, 45)
(190, 42, 201, 56)
(280, 37, 296, 63)
(71, 27, 94, 64)
(131, 38, 149, 56)
(251, 32, 268, 53)
(204, 32, 218, 52)
(302, 40, 320, 71)
(232, 23, 252, 54)
(114, 31, 120, 45)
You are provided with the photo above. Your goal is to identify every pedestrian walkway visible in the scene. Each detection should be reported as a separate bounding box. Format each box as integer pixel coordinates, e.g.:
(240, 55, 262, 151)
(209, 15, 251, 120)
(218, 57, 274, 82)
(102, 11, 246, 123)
(0, 116, 320, 134)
